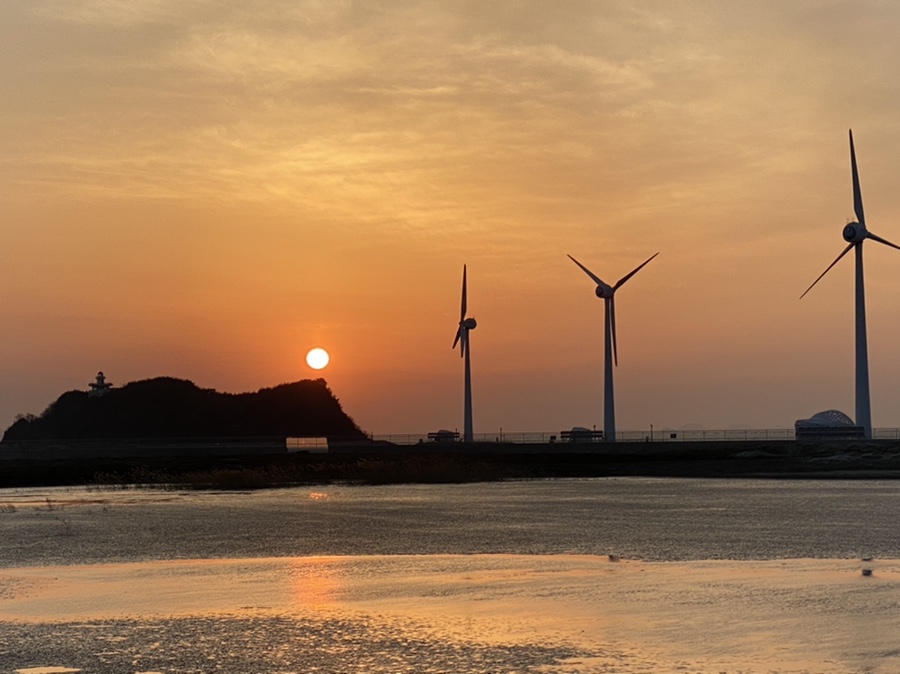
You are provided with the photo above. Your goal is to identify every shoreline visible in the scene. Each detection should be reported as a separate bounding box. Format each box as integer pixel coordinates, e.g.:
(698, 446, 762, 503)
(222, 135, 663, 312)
(3, 479, 897, 673)
(3, 439, 900, 488)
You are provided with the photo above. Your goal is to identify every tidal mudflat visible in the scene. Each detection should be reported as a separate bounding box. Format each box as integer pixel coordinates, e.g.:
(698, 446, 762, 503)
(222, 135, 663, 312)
(1, 479, 899, 673)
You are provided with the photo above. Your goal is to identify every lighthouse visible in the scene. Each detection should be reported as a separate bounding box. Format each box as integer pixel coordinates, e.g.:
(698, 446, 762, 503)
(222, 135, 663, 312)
(88, 371, 112, 398)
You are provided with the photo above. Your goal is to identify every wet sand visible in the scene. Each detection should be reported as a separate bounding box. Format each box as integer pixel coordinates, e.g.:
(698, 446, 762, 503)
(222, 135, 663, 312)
(3, 480, 900, 673)
(2, 555, 898, 673)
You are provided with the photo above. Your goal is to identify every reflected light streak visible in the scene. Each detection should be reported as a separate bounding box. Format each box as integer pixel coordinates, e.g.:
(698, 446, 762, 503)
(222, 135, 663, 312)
(289, 558, 343, 611)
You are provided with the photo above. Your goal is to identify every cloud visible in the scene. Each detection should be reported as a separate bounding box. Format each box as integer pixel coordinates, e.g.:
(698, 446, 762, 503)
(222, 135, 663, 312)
(6, 1, 900, 430)
(27, 0, 206, 27)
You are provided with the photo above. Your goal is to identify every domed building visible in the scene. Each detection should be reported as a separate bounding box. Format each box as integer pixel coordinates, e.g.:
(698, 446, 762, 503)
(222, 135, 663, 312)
(794, 410, 865, 441)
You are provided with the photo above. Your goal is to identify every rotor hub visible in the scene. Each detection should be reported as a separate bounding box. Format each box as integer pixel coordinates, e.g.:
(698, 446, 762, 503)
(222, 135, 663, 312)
(843, 221, 866, 243)
(462, 317, 477, 329)
(594, 284, 613, 299)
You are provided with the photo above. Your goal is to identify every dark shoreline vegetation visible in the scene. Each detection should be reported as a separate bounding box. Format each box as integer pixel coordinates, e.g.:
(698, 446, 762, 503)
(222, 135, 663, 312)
(2, 377, 364, 443)
(3, 440, 900, 489)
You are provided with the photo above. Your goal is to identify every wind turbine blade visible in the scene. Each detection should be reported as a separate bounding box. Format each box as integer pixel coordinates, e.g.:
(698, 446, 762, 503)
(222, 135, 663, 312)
(799, 243, 854, 299)
(567, 254, 606, 286)
(867, 232, 900, 252)
(850, 129, 866, 227)
(610, 297, 618, 367)
(460, 265, 468, 321)
(460, 328, 467, 358)
(452, 327, 462, 351)
(614, 252, 659, 290)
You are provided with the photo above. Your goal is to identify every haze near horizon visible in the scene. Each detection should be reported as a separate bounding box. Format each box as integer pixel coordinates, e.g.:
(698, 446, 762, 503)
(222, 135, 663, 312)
(4, 1, 900, 436)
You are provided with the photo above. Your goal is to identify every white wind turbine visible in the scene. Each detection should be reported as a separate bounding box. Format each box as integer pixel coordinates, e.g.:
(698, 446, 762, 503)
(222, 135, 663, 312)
(568, 252, 658, 442)
(800, 129, 900, 439)
(452, 265, 477, 442)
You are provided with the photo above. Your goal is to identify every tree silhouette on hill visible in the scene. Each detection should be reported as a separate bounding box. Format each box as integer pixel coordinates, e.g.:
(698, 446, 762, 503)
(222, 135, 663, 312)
(1, 377, 365, 442)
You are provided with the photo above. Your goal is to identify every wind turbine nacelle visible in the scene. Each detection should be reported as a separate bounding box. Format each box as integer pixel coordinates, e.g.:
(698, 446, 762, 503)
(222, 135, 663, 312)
(594, 284, 614, 299)
(462, 317, 477, 329)
(843, 222, 867, 243)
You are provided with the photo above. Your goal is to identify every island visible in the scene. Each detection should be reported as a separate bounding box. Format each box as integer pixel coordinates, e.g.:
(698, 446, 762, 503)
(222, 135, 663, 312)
(2, 376, 365, 444)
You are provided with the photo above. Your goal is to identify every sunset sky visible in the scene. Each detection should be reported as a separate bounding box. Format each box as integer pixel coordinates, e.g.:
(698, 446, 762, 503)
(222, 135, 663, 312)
(4, 1, 900, 437)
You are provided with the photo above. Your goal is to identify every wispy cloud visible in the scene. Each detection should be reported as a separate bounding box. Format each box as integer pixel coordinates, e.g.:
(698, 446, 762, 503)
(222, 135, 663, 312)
(5, 1, 900, 430)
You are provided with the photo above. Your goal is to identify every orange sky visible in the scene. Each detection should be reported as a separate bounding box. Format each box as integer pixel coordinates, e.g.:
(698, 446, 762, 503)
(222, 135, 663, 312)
(3, 1, 900, 436)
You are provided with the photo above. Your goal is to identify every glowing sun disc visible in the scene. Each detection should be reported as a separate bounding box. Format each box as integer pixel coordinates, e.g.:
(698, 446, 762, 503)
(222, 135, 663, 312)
(306, 348, 330, 370)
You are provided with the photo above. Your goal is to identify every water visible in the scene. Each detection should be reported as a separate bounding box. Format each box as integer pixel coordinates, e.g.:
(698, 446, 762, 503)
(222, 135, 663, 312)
(1, 478, 899, 672)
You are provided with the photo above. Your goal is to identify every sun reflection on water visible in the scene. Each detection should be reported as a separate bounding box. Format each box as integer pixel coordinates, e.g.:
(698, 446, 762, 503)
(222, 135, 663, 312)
(289, 557, 343, 611)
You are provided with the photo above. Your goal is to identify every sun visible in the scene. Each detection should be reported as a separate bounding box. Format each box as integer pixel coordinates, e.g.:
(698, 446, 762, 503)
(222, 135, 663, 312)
(306, 347, 330, 370)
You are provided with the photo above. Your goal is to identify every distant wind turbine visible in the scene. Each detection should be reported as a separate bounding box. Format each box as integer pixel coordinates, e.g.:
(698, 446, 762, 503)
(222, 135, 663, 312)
(452, 265, 477, 442)
(568, 252, 658, 442)
(800, 130, 900, 439)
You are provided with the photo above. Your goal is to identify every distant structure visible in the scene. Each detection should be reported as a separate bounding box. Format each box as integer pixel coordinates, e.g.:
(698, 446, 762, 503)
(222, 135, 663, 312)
(800, 130, 900, 439)
(88, 371, 112, 398)
(560, 426, 604, 443)
(452, 265, 477, 443)
(568, 252, 658, 443)
(427, 429, 460, 443)
(795, 409, 865, 441)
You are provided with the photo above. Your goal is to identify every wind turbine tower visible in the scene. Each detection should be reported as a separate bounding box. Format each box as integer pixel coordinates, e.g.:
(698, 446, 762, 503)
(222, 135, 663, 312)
(568, 252, 658, 442)
(452, 265, 477, 442)
(800, 130, 900, 439)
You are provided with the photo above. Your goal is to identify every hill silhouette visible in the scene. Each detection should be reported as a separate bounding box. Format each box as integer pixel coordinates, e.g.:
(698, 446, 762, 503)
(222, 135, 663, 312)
(1, 377, 365, 443)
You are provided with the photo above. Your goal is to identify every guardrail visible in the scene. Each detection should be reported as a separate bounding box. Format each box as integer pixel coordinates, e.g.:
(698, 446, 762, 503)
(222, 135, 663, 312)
(373, 428, 900, 445)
